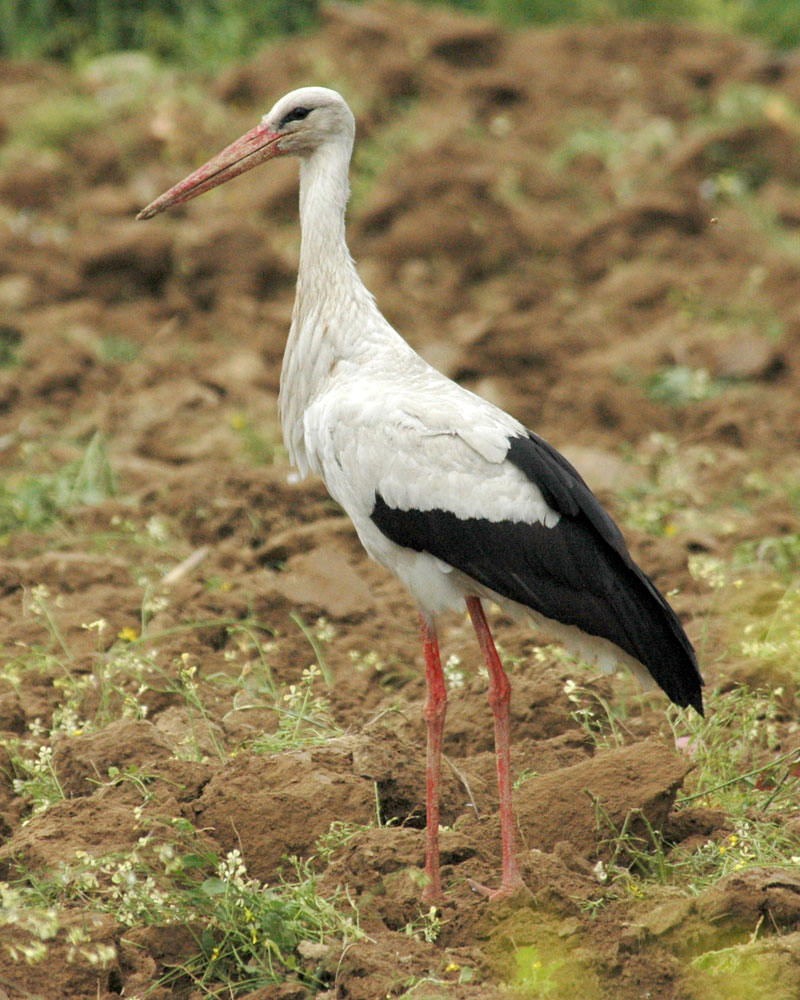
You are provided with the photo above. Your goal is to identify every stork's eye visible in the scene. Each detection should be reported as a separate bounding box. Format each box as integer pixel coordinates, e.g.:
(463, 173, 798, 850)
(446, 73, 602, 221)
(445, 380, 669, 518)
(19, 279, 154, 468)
(280, 107, 311, 128)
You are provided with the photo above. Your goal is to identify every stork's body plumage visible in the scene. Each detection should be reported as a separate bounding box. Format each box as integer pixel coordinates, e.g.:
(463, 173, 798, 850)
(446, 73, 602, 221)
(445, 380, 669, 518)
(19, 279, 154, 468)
(139, 86, 704, 901)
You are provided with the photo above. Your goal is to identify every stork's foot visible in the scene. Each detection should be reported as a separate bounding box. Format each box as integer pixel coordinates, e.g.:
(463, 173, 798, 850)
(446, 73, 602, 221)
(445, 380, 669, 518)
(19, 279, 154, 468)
(467, 873, 527, 900)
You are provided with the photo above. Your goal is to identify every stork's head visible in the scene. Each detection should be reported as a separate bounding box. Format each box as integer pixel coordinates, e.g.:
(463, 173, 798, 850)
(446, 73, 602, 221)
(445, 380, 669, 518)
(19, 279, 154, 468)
(137, 86, 354, 220)
(265, 86, 355, 156)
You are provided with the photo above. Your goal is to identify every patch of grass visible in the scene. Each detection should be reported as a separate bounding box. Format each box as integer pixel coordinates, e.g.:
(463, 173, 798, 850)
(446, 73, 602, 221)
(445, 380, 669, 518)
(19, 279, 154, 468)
(643, 365, 728, 407)
(669, 275, 786, 343)
(1, 592, 361, 990)
(0, 0, 318, 66)
(576, 555, 800, 899)
(455, 0, 800, 50)
(8, 93, 115, 151)
(614, 432, 721, 537)
(2, 591, 345, 805)
(4, 831, 364, 994)
(7, 743, 66, 817)
(562, 677, 630, 749)
(733, 533, 800, 576)
(170, 847, 362, 993)
(552, 113, 677, 202)
(247, 663, 344, 754)
(0, 432, 116, 536)
(0, 882, 62, 965)
(402, 906, 443, 944)
(586, 688, 799, 898)
(96, 336, 140, 364)
(314, 820, 370, 865)
(690, 551, 800, 685)
(217, 615, 343, 752)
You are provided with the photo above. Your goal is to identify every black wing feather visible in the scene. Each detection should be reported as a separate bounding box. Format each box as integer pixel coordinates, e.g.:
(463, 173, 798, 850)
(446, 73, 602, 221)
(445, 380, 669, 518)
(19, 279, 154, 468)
(371, 432, 703, 714)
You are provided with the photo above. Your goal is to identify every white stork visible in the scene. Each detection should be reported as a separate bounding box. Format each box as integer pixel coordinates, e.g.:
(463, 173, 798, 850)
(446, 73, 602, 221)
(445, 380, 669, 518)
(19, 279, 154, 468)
(138, 86, 704, 902)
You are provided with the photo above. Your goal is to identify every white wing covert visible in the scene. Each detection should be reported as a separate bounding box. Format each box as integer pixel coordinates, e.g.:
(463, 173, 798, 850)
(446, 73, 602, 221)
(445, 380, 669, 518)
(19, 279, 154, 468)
(302, 376, 560, 530)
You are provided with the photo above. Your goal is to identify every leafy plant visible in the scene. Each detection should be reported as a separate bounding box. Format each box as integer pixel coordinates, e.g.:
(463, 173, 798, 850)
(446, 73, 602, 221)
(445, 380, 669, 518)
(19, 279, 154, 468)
(0, 433, 116, 535)
(5, 832, 364, 992)
(644, 365, 725, 406)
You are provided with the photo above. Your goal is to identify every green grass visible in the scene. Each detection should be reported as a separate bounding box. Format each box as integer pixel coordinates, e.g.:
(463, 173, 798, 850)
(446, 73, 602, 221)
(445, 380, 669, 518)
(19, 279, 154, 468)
(426, 0, 800, 49)
(643, 365, 728, 406)
(0, 432, 116, 536)
(3, 595, 340, 766)
(3, 835, 364, 995)
(8, 93, 114, 150)
(0, 0, 318, 66)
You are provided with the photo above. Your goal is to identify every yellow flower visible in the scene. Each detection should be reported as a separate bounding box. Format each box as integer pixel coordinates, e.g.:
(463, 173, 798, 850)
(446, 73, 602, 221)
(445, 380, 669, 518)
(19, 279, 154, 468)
(118, 627, 138, 642)
(445, 962, 460, 973)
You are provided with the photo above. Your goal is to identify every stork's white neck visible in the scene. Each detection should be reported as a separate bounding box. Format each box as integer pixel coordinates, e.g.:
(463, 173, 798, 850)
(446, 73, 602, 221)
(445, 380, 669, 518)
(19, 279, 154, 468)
(279, 138, 393, 474)
(297, 143, 352, 275)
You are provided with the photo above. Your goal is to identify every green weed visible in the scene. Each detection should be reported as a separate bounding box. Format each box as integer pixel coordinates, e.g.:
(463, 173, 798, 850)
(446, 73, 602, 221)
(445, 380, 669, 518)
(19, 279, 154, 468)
(670, 685, 798, 818)
(6, 93, 112, 150)
(733, 533, 800, 577)
(563, 678, 630, 749)
(614, 432, 720, 537)
(247, 663, 343, 754)
(172, 848, 363, 993)
(552, 112, 677, 203)
(0, 433, 116, 535)
(4, 830, 364, 992)
(403, 905, 443, 944)
(644, 365, 727, 407)
(8, 743, 66, 816)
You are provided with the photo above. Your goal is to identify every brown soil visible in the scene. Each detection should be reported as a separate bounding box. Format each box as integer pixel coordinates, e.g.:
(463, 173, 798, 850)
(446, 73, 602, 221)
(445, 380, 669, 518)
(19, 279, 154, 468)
(1, 3, 800, 998)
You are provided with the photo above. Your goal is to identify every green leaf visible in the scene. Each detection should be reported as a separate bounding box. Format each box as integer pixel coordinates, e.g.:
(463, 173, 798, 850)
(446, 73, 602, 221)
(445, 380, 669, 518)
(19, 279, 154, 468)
(201, 877, 228, 897)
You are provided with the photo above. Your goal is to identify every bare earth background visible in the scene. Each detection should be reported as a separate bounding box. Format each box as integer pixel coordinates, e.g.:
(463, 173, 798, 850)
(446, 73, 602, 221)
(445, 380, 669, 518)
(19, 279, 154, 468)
(1, 2, 800, 998)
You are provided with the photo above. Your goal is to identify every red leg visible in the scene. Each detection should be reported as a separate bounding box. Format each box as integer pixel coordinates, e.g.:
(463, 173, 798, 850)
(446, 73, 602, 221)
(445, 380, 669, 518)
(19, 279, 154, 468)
(466, 596, 525, 897)
(418, 612, 447, 904)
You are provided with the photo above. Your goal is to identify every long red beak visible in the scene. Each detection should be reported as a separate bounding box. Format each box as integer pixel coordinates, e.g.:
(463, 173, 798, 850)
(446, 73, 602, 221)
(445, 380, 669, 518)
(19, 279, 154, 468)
(137, 121, 282, 220)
